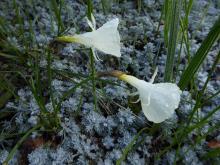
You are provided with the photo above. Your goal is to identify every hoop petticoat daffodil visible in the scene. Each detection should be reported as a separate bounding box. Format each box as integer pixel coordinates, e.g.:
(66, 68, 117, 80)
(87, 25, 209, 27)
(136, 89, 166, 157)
(98, 69, 182, 123)
(56, 15, 121, 60)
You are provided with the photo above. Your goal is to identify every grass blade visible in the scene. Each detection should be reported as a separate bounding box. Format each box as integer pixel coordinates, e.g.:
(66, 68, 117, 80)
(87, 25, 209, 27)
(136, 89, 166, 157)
(202, 148, 220, 160)
(50, 0, 64, 36)
(178, 16, 220, 90)
(163, 0, 170, 47)
(3, 124, 41, 165)
(116, 127, 148, 165)
(164, 0, 182, 82)
(87, 0, 93, 21)
(101, 0, 111, 14)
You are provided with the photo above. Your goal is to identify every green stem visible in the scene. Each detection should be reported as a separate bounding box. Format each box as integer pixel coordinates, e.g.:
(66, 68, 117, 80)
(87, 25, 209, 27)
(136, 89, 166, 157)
(87, 0, 93, 21)
(86, 0, 97, 111)
(90, 49, 97, 111)
(3, 124, 41, 165)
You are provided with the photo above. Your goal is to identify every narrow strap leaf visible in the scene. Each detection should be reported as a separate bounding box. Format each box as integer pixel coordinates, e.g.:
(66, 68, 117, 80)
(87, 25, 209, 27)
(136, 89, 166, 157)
(178, 16, 220, 90)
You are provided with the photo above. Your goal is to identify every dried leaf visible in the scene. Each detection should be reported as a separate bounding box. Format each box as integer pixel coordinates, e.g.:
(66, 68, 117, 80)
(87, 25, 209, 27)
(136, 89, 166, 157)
(207, 140, 220, 149)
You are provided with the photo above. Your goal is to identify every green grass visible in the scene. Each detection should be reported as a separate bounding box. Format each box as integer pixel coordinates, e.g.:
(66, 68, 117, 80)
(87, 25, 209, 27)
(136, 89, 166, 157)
(87, 0, 98, 112)
(162, 2, 219, 163)
(164, 0, 182, 82)
(0, 1, 28, 111)
(101, 0, 111, 14)
(178, 16, 220, 90)
(0, 1, 103, 162)
(0, 0, 68, 161)
(50, 0, 65, 36)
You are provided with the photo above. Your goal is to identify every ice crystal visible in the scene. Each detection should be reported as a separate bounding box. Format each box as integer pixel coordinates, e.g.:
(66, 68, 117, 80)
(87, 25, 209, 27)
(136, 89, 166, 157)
(28, 147, 51, 165)
(102, 136, 115, 149)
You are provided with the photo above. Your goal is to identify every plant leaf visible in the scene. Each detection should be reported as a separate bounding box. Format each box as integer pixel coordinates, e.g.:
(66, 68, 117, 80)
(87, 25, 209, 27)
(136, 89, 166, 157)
(178, 16, 220, 90)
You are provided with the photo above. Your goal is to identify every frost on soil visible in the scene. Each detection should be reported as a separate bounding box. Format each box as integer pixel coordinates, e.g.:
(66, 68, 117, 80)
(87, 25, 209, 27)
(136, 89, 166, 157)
(0, 0, 219, 164)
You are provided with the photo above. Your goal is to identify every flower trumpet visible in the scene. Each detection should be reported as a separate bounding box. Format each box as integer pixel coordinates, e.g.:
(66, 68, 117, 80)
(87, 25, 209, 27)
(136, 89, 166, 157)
(98, 70, 182, 123)
(56, 15, 121, 60)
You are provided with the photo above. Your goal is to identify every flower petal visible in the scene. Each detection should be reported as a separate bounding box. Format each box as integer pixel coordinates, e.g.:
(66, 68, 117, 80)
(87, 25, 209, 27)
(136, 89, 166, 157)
(86, 13, 96, 30)
(95, 18, 120, 57)
(76, 18, 121, 57)
(57, 17, 121, 59)
(139, 83, 181, 123)
(120, 74, 182, 123)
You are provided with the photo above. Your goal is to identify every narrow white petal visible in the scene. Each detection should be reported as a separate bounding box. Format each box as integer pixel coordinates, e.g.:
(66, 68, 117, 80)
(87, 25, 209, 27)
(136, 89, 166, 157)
(86, 17, 95, 31)
(91, 14, 96, 29)
(149, 67, 158, 83)
(86, 13, 96, 30)
(92, 48, 102, 61)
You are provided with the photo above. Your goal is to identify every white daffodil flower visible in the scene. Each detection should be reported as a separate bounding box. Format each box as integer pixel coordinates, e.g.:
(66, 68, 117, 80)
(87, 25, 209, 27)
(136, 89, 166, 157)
(118, 69, 182, 123)
(57, 16, 121, 60)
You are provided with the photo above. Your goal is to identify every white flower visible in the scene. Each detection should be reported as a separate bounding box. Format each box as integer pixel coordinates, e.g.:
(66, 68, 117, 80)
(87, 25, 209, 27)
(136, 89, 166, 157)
(119, 70, 182, 123)
(57, 16, 121, 60)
